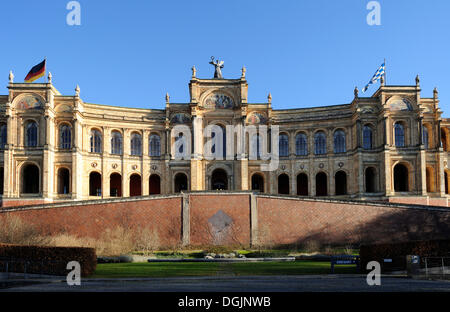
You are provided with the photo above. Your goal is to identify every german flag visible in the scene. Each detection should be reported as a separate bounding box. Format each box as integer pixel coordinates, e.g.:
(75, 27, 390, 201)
(24, 59, 46, 83)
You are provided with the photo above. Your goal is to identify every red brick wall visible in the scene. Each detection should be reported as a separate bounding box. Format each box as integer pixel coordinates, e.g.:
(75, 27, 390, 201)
(0, 197, 182, 247)
(1, 199, 49, 207)
(387, 196, 448, 207)
(1, 194, 449, 248)
(257, 196, 450, 246)
(189, 194, 251, 246)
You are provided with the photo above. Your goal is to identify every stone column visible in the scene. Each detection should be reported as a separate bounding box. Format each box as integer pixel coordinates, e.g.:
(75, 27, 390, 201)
(250, 193, 258, 247)
(356, 120, 361, 149)
(438, 120, 442, 148)
(418, 117, 423, 146)
(383, 117, 388, 146)
(182, 193, 190, 246)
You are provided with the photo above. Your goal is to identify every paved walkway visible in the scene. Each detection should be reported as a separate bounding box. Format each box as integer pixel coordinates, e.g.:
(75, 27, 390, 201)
(2, 275, 450, 292)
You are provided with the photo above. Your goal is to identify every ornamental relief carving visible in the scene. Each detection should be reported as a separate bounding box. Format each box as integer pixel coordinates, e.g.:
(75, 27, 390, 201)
(204, 93, 234, 109)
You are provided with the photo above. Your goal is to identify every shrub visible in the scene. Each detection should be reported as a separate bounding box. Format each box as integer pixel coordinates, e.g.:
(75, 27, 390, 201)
(133, 227, 160, 255)
(0, 215, 50, 246)
(302, 240, 321, 253)
(360, 240, 450, 272)
(0, 243, 97, 276)
(96, 226, 134, 256)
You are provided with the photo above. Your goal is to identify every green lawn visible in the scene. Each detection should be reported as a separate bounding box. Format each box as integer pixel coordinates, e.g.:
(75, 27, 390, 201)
(92, 261, 358, 278)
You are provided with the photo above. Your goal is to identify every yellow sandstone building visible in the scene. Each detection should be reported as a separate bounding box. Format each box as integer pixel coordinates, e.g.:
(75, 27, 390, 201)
(1, 66, 450, 207)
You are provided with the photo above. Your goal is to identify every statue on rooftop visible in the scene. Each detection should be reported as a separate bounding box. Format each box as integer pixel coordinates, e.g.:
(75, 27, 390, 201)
(209, 56, 224, 79)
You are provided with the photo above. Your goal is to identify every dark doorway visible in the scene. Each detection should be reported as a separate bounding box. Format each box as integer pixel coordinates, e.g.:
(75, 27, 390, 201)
(394, 164, 408, 192)
(57, 168, 70, 194)
(0, 167, 3, 195)
(110, 173, 122, 197)
(365, 167, 376, 193)
(89, 172, 101, 196)
(426, 168, 432, 193)
(251, 174, 264, 193)
(174, 173, 188, 193)
(316, 172, 327, 196)
(129, 174, 142, 197)
(335, 171, 347, 195)
(297, 173, 308, 196)
(445, 171, 449, 194)
(149, 174, 161, 195)
(442, 129, 447, 151)
(211, 169, 228, 190)
(278, 174, 290, 194)
(22, 164, 39, 194)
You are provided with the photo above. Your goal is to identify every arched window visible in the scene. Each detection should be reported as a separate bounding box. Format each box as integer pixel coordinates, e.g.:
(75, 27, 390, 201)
(211, 126, 226, 158)
(129, 174, 142, 196)
(333, 130, 346, 153)
(251, 173, 264, 193)
(295, 133, 308, 156)
(149, 174, 161, 194)
(57, 168, 70, 194)
(130, 133, 142, 156)
(314, 131, 326, 155)
(111, 131, 123, 155)
(363, 126, 373, 150)
(211, 169, 228, 190)
(393, 163, 408, 192)
(59, 124, 71, 149)
(25, 121, 38, 147)
(175, 132, 186, 158)
(423, 126, 429, 149)
(250, 134, 262, 159)
(22, 164, 40, 194)
(149, 134, 161, 156)
(174, 173, 188, 193)
(90, 129, 102, 153)
(315, 172, 327, 196)
(89, 172, 102, 196)
(442, 129, 448, 151)
(279, 134, 289, 157)
(394, 123, 405, 147)
(297, 173, 308, 196)
(335, 171, 347, 195)
(365, 167, 376, 193)
(278, 174, 290, 194)
(0, 124, 7, 149)
(110, 173, 122, 197)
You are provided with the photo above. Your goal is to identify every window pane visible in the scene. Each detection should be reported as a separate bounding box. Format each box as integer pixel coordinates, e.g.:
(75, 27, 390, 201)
(60, 125, 71, 149)
(279, 134, 289, 157)
(131, 133, 142, 156)
(149, 134, 161, 156)
(90, 130, 102, 153)
(395, 124, 405, 147)
(111, 131, 122, 155)
(423, 127, 429, 149)
(295, 133, 307, 156)
(0, 124, 7, 149)
(314, 132, 326, 155)
(26, 122, 38, 147)
(334, 130, 346, 153)
(363, 126, 372, 150)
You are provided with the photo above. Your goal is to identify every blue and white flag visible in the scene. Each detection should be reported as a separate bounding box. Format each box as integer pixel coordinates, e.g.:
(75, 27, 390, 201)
(362, 62, 385, 93)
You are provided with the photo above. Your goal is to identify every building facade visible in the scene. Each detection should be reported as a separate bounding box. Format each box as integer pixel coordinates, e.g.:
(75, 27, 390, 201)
(1, 67, 450, 207)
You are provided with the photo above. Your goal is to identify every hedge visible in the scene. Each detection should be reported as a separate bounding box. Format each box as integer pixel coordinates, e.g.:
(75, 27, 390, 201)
(0, 244, 97, 277)
(360, 240, 450, 273)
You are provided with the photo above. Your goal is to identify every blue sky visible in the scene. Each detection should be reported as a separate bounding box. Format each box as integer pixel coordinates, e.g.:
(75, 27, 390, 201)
(1, 0, 449, 115)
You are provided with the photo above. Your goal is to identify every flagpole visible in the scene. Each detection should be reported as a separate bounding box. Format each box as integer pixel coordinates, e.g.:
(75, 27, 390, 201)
(384, 58, 386, 85)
